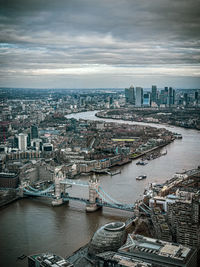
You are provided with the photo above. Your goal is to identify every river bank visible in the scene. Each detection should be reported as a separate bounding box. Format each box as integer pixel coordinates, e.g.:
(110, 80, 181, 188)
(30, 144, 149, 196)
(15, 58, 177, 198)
(129, 142, 171, 160)
(0, 190, 20, 208)
(0, 196, 20, 208)
(96, 109, 200, 131)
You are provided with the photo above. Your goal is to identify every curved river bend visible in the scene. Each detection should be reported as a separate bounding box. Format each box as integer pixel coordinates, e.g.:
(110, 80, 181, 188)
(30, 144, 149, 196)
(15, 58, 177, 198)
(0, 111, 200, 267)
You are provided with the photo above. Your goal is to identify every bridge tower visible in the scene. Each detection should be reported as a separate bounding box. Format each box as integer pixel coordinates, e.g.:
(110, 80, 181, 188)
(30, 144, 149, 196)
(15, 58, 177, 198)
(18, 183, 25, 197)
(52, 167, 66, 206)
(86, 174, 101, 212)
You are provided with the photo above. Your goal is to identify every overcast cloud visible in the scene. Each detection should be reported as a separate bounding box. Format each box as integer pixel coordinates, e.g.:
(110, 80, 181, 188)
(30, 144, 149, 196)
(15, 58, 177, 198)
(0, 0, 200, 88)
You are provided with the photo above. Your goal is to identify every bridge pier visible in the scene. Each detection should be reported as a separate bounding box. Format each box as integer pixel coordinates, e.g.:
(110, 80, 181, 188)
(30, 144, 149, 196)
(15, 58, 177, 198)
(52, 197, 64, 206)
(52, 167, 66, 206)
(86, 175, 102, 212)
(18, 184, 25, 197)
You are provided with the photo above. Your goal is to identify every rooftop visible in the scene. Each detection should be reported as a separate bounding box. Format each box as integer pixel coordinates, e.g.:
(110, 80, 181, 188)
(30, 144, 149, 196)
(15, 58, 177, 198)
(97, 251, 152, 267)
(29, 253, 73, 267)
(119, 234, 195, 263)
(104, 222, 126, 231)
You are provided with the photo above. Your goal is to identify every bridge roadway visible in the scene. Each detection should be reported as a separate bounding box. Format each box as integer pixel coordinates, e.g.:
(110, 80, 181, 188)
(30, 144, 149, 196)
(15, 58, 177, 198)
(63, 196, 135, 212)
(23, 191, 135, 212)
(1, 186, 148, 213)
(28, 193, 135, 212)
(3, 178, 137, 212)
(22, 185, 135, 212)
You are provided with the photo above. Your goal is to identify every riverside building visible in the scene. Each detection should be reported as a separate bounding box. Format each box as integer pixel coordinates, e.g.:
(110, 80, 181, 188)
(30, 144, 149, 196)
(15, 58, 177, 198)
(118, 234, 197, 267)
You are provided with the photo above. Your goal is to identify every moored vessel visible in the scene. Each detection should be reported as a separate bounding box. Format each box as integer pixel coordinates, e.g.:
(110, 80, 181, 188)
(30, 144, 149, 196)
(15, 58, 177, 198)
(136, 175, 147, 180)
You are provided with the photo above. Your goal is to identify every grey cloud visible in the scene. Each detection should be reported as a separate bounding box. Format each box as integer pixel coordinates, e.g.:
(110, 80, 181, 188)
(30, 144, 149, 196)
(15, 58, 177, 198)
(0, 0, 200, 88)
(1, 0, 200, 42)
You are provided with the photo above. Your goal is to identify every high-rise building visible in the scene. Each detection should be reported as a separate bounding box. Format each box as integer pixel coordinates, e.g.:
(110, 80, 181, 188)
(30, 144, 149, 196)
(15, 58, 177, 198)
(168, 87, 174, 106)
(160, 87, 169, 106)
(125, 88, 129, 102)
(143, 92, 151, 106)
(151, 85, 157, 104)
(165, 87, 169, 105)
(167, 191, 200, 248)
(31, 125, 38, 139)
(184, 93, 188, 106)
(173, 89, 175, 105)
(125, 85, 135, 105)
(18, 133, 28, 151)
(135, 87, 143, 107)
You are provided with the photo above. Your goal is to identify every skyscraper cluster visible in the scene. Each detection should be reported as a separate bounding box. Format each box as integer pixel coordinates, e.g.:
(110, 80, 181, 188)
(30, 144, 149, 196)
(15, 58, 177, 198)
(125, 85, 176, 107)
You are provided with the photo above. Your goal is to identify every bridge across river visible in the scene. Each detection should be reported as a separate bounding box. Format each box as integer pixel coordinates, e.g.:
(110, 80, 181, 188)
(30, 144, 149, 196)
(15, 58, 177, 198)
(22, 176, 136, 212)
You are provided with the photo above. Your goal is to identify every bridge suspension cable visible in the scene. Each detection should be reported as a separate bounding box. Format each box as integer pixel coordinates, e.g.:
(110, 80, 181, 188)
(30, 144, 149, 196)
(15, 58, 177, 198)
(96, 190, 134, 211)
(97, 188, 134, 209)
(97, 190, 124, 207)
(98, 186, 122, 204)
(98, 186, 134, 208)
(23, 184, 55, 195)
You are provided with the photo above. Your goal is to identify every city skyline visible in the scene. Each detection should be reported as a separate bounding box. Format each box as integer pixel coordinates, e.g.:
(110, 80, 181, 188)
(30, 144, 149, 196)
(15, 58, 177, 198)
(1, 0, 200, 88)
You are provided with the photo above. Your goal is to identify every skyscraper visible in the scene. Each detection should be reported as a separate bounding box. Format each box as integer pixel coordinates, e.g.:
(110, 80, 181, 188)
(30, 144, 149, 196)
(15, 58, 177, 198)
(160, 87, 168, 106)
(125, 85, 135, 105)
(172, 89, 175, 105)
(168, 87, 173, 106)
(184, 93, 188, 106)
(151, 85, 157, 104)
(135, 87, 143, 107)
(18, 133, 28, 151)
(143, 92, 151, 106)
(125, 88, 129, 103)
(31, 125, 38, 139)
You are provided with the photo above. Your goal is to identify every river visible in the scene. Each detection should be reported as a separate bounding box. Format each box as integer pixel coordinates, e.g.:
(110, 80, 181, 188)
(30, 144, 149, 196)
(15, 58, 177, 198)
(0, 111, 200, 267)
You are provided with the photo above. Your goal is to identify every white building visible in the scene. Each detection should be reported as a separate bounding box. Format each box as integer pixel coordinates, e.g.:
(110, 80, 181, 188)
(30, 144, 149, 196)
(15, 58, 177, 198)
(18, 133, 28, 151)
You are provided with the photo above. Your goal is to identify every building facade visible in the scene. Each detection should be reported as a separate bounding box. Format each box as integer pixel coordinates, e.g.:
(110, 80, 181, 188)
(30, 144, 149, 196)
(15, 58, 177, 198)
(135, 87, 143, 107)
(125, 85, 135, 105)
(18, 133, 28, 151)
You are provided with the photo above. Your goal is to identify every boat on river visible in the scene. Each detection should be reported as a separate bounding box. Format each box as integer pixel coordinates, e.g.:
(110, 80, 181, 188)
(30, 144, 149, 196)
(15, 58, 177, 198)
(136, 175, 147, 180)
(136, 161, 148, 165)
(173, 133, 183, 139)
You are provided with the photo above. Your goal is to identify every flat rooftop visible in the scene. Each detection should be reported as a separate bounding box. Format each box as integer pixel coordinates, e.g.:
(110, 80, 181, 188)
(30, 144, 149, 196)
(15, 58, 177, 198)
(119, 234, 194, 263)
(29, 253, 73, 267)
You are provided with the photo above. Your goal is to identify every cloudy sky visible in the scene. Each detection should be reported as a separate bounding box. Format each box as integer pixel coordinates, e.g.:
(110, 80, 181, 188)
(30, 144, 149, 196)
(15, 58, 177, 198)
(0, 0, 200, 88)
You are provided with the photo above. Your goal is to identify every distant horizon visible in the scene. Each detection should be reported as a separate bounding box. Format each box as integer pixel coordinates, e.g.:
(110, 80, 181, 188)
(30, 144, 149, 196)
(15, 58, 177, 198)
(1, 87, 200, 91)
(1, 1, 200, 88)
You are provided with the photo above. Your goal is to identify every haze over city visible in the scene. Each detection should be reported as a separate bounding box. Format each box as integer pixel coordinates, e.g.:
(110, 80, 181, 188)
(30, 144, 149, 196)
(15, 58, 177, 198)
(1, 0, 200, 88)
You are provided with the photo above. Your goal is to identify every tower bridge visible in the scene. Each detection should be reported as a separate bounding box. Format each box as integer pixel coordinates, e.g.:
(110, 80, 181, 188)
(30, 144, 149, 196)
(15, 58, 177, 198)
(21, 167, 136, 212)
